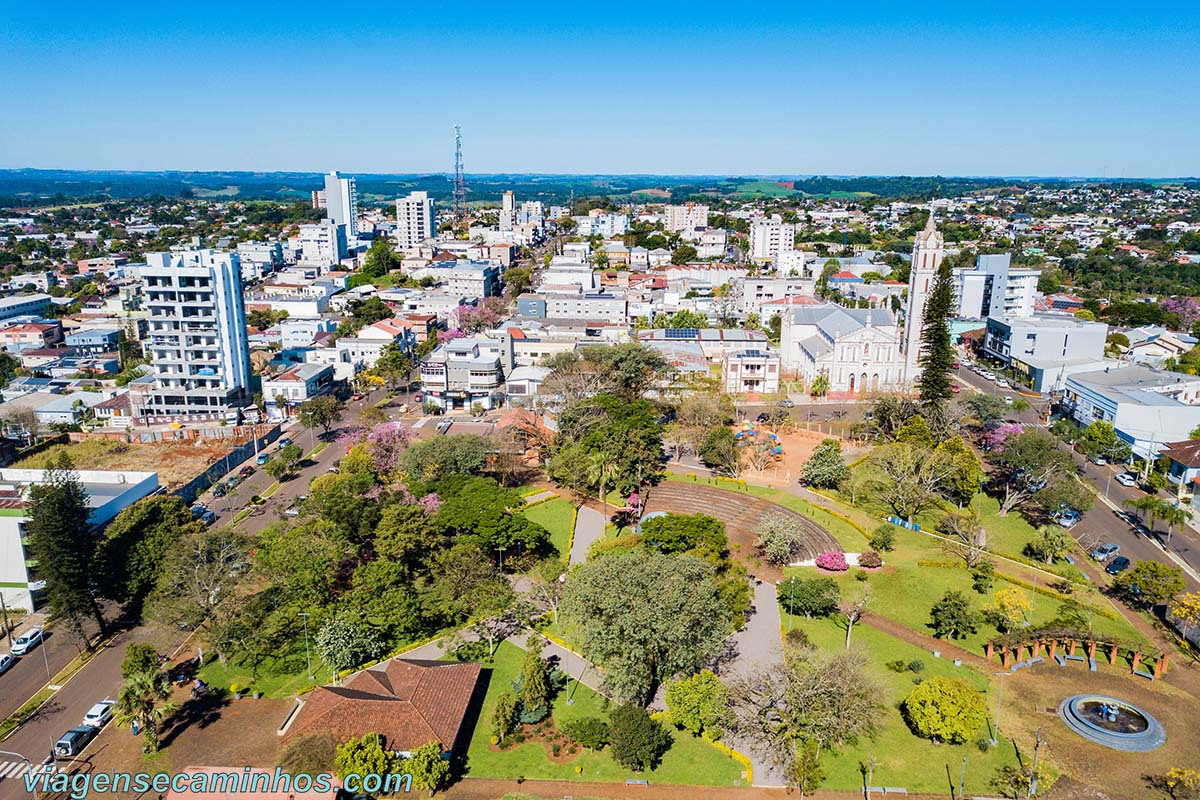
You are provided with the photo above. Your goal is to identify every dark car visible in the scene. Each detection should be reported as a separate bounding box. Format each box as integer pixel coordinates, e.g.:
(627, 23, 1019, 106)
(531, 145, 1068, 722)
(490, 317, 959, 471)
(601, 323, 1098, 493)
(212, 483, 227, 498)
(756, 413, 769, 423)
(55, 725, 97, 757)
(1106, 556, 1131, 575)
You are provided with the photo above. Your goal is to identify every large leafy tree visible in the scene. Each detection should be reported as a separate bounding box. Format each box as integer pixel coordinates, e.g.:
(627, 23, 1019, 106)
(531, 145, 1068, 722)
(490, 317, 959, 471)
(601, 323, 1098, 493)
(559, 550, 729, 705)
(298, 395, 345, 437)
(98, 496, 203, 611)
(902, 676, 987, 744)
(549, 394, 664, 494)
(800, 438, 848, 488)
(114, 648, 177, 753)
(1114, 561, 1185, 606)
(664, 669, 730, 739)
(400, 435, 489, 483)
(988, 429, 1077, 515)
(928, 590, 980, 640)
(608, 704, 674, 771)
(434, 475, 549, 553)
(866, 442, 959, 520)
(145, 527, 252, 632)
(24, 453, 108, 639)
(698, 427, 741, 477)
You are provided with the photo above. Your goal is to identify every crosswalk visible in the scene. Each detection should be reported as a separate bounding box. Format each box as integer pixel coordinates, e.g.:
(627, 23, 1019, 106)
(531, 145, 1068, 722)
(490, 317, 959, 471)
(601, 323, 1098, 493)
(0, 760, 59, 781)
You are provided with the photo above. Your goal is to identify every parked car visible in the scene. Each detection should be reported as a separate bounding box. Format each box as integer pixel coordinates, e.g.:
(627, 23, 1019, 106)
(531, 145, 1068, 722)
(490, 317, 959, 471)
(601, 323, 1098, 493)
(1053, 507, 1081, 528)
(249, 495, 265, 506)
(1003, 395, 1014, 405)
(350, 392, 363, 401)
(1115, 473, 1137, 487)
(780, 399, 795, 408)
(1090, 454, 1107, 466)
(0, 653, 13, 676)
(952, 361, 961, 369)
(200, 511, 217, 526)
(256, 453, 270, 465)
(55, 726, 97, 757)
(1091, 543, 1121, 561)
(285, 505, 301, 517)
(278, 437, 292, 449)
(756, 413, 770, 423)
(82, 699, 115, 728)
(190, 504, 206, 519)
(995, 378, 1011, 389)
(1106, 556, 1131, 575)
(412, 392, 423, 403)
(11, 626, 43, 655)
(950, 385, 960, 393)
(239, 465, 256, 478)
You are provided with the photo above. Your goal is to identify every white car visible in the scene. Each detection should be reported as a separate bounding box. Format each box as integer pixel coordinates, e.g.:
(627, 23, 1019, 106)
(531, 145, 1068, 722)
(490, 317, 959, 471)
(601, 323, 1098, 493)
(1115, 473, 1137, 487)
(995, 378, 1011, 389)
(83, 699, 115, 728)
(0, 653, 13, 675)
(10, 626, 42, 655)
(1003, 395, 1014, 405)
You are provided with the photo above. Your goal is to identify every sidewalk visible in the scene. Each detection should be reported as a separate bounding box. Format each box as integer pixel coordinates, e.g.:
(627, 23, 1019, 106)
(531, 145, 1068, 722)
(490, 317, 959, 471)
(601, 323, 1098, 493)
(569, 504, 605, 565)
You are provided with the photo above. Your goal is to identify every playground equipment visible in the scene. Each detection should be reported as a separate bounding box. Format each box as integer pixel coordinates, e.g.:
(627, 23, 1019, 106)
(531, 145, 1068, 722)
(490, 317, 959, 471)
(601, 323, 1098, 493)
(733, 422, 785, 463)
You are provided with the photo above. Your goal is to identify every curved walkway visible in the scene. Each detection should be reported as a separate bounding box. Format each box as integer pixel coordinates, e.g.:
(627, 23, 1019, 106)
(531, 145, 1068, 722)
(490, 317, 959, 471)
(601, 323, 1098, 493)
(643, 481, 841, 580)
(569, 504, 605, 565)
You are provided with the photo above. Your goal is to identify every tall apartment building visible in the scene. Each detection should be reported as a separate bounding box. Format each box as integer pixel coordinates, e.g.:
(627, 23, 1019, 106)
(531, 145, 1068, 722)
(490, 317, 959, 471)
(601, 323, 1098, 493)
(138, 249, 252, 416)
(323, 171, 359, 236)
(662, 203, 709, 233)
(952, 253, 1040, 319)
(749, 215, 796, 262)
(500, 190, 516, 230)
(298, 220, 346, 265)
(396, 191, 436, 248)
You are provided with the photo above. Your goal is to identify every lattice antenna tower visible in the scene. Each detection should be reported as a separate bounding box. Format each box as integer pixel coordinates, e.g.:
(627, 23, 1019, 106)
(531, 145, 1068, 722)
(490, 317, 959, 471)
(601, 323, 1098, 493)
(452, 124, 466, 223)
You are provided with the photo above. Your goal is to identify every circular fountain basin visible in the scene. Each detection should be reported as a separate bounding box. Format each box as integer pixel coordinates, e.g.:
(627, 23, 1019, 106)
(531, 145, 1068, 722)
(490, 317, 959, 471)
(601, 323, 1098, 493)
(1058, 694, 1165, 752)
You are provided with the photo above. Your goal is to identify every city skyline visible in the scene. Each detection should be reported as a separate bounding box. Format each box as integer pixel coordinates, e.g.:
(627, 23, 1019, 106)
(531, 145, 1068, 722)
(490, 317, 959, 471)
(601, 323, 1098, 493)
(2, 2, 1197, 177)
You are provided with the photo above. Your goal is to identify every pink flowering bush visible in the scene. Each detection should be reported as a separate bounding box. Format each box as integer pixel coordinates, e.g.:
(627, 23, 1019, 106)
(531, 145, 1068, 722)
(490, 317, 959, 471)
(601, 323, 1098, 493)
(985, 422, 1024, 450)
(815, 551, 848, 571)
(437, 327, 465, 343)
(417, 492, 444, 516)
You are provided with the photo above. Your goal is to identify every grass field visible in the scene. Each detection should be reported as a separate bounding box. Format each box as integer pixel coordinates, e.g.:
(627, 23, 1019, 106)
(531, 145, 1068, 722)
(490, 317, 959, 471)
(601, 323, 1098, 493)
(198, 645, 335, 699)
(782, 617, 1023, 794)
(521, 496, 575, 559)
(457, 642, 746, 786)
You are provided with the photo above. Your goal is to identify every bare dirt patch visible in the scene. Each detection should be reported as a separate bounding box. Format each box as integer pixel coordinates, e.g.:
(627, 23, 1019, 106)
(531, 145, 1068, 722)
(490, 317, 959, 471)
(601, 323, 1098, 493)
(15, 438, 232, 489)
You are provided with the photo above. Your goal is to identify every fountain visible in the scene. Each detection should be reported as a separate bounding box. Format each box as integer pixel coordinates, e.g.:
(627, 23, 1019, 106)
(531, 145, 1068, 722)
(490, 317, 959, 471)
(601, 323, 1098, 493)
(1058, 694, 1165, 752)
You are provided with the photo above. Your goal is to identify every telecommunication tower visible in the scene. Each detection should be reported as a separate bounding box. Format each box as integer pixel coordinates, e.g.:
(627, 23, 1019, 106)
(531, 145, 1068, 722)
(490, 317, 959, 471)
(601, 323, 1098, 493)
(452, 125, 466, 223)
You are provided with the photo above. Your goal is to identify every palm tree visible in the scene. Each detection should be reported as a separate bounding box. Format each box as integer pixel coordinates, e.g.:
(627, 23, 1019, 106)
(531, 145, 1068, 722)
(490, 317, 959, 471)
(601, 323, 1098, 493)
(115, 669, 178, 753)
(1161, 504, 1193, 546)
(810, 374, 830, 398)
(586, 451, 619, 526)
(1123, 496, 1159, 528)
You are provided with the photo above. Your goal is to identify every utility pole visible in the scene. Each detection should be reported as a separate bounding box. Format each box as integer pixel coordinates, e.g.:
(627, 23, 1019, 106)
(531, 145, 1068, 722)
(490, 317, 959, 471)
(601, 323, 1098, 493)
(1028, 728, 1046, 797)
(958, 755, 967, 800)
(991, 672, 1005, 745)
(495, 546, 507, 573)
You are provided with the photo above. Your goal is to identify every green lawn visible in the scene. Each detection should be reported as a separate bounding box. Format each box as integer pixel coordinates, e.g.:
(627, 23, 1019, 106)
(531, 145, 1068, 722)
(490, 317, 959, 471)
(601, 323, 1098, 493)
(782, 617, 1022, 794)
(457, 642, 746, 786)
(198, 641, 335, 699)
(521, 496, 575, 559)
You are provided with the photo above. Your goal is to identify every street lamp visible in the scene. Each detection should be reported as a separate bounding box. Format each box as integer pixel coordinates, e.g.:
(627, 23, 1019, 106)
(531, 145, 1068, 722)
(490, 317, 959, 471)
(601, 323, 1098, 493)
(0, 750, 38, 799)
(990, 672, 1006, 745)
(495, 547, 507, 573)
(299, 612, 314, 681)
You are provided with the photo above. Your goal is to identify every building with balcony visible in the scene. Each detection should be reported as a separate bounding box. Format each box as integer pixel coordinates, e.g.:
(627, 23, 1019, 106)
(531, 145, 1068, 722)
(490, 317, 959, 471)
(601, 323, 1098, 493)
(419, 334, 514, 411)
(261, 363, 335, 410)
(723, 349, 781, 394)
(0, 468, 159, 612)
(135, 249, 252, 417)
(982, 314, 1107, 369)
(952, 254, 1040, 319)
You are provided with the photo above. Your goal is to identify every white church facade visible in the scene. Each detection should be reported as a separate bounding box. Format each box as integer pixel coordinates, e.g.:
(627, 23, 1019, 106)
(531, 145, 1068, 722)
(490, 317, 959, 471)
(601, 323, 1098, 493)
(778, 214, 945, 394)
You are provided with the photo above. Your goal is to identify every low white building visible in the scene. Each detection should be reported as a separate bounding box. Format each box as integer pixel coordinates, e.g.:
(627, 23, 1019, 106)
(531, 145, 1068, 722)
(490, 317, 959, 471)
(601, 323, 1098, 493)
(722, 348, 781, 395)
(261, 363, 335, 410)
(0, 468, 159, 611)
(1062, 366, 1200, 460)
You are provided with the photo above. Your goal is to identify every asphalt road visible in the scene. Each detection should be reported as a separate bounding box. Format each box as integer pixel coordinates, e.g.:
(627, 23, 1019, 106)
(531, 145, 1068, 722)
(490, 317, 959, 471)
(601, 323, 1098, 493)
(0, 389, 388, 799)
(0, 615, 102, 724)
(953, 367, 1200, 590)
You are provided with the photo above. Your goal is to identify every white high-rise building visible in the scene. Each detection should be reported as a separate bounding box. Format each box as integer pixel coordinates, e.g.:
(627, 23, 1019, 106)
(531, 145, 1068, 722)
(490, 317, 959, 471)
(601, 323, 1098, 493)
(662, 203, 709, 234)
(138, 249, 252, 416)
(749, 215, 796, 263)
(952, 253, 1040, 319)
(298, 220, 346, 265)
(396, 191, 436, 249)
(323, 171, 358, 236)
(499, 190, 515, 230)
(902, 214, 946, 380)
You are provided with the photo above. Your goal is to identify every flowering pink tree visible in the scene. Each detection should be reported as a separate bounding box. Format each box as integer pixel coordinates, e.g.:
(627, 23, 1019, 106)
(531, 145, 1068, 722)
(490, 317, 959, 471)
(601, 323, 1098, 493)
(365, 422, 416, 476)
(437, 327, 465, 343)
(1162, 297, 1200, 330)
(985, 422, 1025, 451)
(457, 305, 500, 334)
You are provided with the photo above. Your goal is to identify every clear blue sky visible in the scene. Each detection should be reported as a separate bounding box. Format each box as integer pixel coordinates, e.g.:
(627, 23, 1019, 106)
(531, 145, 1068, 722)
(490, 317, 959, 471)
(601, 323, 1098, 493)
(2, 1, 1197, 176)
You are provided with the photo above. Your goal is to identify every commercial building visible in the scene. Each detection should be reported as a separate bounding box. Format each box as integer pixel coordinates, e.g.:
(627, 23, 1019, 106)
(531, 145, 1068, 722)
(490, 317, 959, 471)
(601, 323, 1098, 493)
(64, 327, 120, 356)
(983, 314, 1107, 368)
(0, 468, 159, 611)
(419, 335, 514, 411)
(396, 191, 436, 249)
(298, 220, 346, 265)
(136, 249, 252, 417)
(323, 171, 359, 236)
(261, 363, 335, 410)
(516, 289, 627, 321)
(722, 349, 781, 394)
(1062, 366, 1200, 460)
(952, 254, 1040, 319)
(0, 294, 52, 322)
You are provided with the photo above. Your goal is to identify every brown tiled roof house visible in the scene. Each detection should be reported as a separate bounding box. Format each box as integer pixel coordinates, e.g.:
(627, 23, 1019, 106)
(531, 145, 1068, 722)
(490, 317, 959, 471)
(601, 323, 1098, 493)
(283, 659, 481, 754)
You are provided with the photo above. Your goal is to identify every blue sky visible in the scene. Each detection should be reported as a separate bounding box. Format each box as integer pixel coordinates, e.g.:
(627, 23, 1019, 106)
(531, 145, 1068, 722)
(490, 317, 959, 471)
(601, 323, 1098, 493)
(2, 2, 1197, 176)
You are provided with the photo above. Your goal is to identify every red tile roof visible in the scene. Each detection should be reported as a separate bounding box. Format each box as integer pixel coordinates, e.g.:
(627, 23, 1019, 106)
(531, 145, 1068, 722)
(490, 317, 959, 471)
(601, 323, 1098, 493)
(284, 658, 480, 752)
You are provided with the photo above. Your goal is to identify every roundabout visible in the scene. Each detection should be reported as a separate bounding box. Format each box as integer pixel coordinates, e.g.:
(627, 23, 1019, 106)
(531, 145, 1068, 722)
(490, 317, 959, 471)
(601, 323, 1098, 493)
(1058, 694, 1166, 752)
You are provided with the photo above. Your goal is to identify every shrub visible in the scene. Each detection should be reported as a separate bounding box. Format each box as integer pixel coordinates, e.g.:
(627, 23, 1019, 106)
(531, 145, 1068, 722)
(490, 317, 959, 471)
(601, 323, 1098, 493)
(869, 524, 896, 552)
(857, 550, 883, 569)
(886, 659, 908, 673)
(854, 569, 869, 581)
(608, 704, 673, 771)
(560, 717, 610, 750)
(903, 676, 987, 744)
(780, 576, 840, 618)
(907, 659, 925, 674)
(970, 561, 995, 594)
(815, 551, 848, 571)
(784, 628, 812, 649)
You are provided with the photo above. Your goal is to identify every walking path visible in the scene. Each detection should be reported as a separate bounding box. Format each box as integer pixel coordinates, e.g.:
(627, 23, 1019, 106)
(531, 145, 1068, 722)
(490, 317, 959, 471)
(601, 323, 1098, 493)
(443, 777, 946, 800)
(522, 489, 557, 505)
(722, 580, 786, 787)
(569, 503, 605, 565)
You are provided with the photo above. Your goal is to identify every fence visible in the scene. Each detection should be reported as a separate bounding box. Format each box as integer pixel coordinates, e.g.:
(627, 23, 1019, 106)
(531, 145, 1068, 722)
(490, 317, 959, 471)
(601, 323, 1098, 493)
(171, 425, 283, 504)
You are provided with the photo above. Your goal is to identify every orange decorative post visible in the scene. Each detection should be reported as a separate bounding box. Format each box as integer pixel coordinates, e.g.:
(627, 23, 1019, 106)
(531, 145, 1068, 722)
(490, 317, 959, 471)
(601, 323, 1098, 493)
(1016, 643, 1028, 662)
(1002, 648, 1013, 669)
(1086, 640, 1097, 660)
(1131, 650, 1143, 672)
(986, 641, 995, 660)
(1154, 656, 1165, 679)
(1068, 639, 1077, 657)
(1048, 639, 1058, 659)
(1160, 653, 1169, 675)
(1109, 643, 1119, 666)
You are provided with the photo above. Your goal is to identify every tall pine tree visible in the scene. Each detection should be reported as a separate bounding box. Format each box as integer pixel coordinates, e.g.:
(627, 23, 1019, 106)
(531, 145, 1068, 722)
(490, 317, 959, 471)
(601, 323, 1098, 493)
(916, 258, 956, 418)
(25, 453, 108, 642)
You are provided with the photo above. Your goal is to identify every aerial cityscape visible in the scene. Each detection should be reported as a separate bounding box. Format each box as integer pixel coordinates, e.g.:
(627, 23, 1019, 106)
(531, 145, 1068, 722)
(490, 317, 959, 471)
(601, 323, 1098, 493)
(0, 5, 1198, 800)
